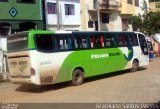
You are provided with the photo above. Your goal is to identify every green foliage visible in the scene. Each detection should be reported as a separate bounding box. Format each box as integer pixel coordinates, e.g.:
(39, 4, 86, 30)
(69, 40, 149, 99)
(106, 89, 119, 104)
(129, 11, 160, 36)
(143, 11, 160, 35)
(128, 15, 143, 32)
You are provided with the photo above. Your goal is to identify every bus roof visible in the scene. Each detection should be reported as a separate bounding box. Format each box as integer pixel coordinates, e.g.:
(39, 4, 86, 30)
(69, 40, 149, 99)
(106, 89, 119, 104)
(72, 31, 136, 35)
(9, 29, 54, 36)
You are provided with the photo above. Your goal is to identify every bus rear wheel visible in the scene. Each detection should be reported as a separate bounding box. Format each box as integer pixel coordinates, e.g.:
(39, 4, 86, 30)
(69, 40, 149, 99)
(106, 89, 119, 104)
(72, 69, 84, 86)
(131, 60, 139, 72)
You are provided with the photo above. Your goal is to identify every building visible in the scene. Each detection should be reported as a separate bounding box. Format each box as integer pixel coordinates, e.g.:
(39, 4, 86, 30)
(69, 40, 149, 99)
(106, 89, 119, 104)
(120, 0, 149, 31)
(0, 0, 44, 74)
(80, 0, 149, 32)
(80, 0, 122, 31)
(46, 0, 80, 31)
(149, 0, 160, 12)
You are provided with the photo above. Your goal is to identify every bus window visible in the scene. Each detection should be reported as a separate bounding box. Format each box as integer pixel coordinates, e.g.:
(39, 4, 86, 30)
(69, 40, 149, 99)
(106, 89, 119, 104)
(128, 34, 138, 46)
(75, 37, 88, 49)
(35, 34, 54, 52)
(138, 34, 148, 55)
(90, 36, 104, 48)
(57, 37, 72, 50)
(117, 34, 128, 47)
(105, 35, 115, 47)
(100, 36, 104, 47)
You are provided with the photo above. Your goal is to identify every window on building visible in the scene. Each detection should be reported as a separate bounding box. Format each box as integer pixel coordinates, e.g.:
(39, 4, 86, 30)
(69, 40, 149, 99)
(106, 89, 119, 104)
(65, 4, 75, 15)
(149, 0, 153, 2)
(17, 0, 35, 3)
(93, 0, 97, 9)
(127, 0, 133, 4)
(149, 0, 160, 2)
(0, 0, 8, 2)
(156, 3, 160, 8)
(101, 13, 109, 23)
(135, 0, 139, 6)
(47, 3, 57, 14)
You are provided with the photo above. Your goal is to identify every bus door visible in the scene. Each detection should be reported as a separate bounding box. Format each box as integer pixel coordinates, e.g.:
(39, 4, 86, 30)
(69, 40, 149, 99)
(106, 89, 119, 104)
(137, 34, 149, 66)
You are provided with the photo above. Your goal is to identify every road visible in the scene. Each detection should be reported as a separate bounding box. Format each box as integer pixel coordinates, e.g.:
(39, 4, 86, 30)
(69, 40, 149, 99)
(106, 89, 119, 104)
(0, 58, 160, 103)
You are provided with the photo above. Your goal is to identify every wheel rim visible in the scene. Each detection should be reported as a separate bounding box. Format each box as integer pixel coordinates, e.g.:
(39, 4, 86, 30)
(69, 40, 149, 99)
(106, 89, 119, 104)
(132, 62, 138, 72)
(75, 73, 82, 82)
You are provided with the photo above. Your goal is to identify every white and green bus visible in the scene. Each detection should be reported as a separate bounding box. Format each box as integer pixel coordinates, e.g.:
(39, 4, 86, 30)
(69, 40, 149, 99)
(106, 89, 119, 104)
(7, 30, 149, 85)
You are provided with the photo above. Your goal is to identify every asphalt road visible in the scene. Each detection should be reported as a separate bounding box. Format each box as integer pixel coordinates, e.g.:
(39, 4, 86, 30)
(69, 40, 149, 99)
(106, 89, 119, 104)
(0, 58, 160, 104)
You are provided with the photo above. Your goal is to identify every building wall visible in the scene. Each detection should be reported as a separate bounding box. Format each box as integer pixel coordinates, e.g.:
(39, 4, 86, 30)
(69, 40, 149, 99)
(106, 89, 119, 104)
(120, 0, 149, 31)
(149, 1, 160, 12)
(120, 0, 136, 15)
(0, 0, 44, 73)
(0, 0, 44, 32)
(0, 0, 42, 20)
(80, 0, 122, 31)
(46, 0, 80, 31)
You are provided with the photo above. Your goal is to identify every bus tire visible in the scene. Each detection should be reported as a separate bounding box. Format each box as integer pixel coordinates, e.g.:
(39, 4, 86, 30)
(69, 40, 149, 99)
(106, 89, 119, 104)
(131, 60, 139, 72)
(72, 69, 84, 86)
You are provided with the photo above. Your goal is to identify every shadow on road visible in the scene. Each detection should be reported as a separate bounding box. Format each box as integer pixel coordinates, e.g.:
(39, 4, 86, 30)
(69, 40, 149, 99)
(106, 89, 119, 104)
(85, 67, 146, 83)
(15, 82, 71, 93)
(15, 67, 147, 93)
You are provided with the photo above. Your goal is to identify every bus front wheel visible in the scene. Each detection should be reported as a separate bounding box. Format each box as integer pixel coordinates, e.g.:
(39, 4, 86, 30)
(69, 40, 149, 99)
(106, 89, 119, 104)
(131, 60, 139, 72)
(72, 69, 84, 86)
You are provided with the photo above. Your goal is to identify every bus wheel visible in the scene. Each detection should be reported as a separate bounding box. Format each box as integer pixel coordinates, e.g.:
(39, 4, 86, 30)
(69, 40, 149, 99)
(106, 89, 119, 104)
(72, 69, 84, 86)
(131, 60, 139, 72)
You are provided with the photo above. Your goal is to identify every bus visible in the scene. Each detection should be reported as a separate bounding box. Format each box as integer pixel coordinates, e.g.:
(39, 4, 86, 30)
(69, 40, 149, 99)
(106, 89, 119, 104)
(7, 30, 149, 86)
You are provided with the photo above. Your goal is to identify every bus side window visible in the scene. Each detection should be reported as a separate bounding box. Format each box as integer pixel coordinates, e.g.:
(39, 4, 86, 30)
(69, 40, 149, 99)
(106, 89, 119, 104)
(128, 34, 138, 46)
(75, 37, 88, 49)
(105, 35, 116, 47)
(117, 34, 128, 47)
(91, 36, 102, 48)
(57, 36, 72, 50)
(138, 34, 148, 55)
(90, 37, 94, 48)
(100, 36, 104, 47)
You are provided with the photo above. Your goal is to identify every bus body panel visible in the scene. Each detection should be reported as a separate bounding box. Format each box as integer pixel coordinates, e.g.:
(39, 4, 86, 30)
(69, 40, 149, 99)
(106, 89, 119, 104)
(7, 30, 149, 85)
(37, 51, 73, 85)
(54, 48, 132, 83)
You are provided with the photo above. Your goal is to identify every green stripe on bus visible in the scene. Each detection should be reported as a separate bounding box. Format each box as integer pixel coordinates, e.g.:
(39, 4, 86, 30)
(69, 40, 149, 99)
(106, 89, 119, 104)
(54, 48, 129, 83)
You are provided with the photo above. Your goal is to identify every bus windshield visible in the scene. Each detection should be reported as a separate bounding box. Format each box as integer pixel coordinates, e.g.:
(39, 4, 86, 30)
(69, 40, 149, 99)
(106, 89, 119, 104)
(7, 32, 28, 51)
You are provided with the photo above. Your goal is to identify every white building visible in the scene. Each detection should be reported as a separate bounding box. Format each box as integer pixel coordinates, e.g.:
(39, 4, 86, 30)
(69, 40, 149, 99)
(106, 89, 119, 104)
(46, 0, 81, 31)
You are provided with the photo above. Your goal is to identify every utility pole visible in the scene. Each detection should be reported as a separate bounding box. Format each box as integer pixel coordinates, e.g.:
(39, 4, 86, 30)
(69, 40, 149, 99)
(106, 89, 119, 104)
(97, 0, 101, 31)
(42, 0, 47, 30)
(142, 0, 148, 20)
(56, 0, 61, 30)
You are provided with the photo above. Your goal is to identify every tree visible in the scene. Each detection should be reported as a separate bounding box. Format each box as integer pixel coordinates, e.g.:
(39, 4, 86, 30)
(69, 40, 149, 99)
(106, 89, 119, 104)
(128, 15, 143, 32)
(129, 11, 160, 36)
(143, 11, 160, 35)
